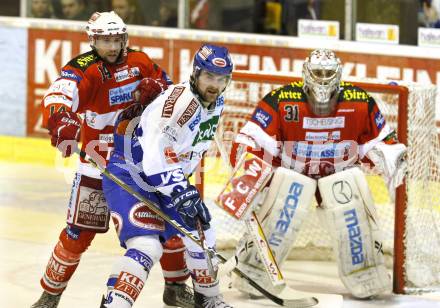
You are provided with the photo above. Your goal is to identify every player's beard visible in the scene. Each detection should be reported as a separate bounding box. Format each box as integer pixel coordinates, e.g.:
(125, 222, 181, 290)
(200, 87, 220, 106)
(102, 50, 121, 64)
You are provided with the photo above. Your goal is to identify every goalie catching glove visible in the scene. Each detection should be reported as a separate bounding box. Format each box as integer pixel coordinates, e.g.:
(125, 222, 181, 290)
(171, 185, 211, 230)
(366, 141, 407, 197)
(47, 111, 81, 157)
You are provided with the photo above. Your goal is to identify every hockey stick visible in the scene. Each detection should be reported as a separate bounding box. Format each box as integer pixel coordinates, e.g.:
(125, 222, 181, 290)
(76, 149, 317, 307)
(195, 218, 217, 280)
(214, 132, 285, 286)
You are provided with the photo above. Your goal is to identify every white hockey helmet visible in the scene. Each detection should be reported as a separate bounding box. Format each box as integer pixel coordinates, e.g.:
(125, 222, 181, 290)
(86, 11, 128, 49)
(303, 49, 342, 116)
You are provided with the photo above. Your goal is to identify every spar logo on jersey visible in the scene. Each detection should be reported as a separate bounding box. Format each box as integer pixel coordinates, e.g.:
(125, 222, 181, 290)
(60, 70, 82, 82)
(109, 81, 140, 105)
(192, 115, 220, 145)
(292, 141, 352, 158)
(252, 108, 272, 128)
(374, 111, 385, 129)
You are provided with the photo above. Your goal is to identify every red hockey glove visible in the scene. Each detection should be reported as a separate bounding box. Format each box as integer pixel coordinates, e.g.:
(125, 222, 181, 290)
(47, 111, 81, 157)
(133, 78, 168, 105)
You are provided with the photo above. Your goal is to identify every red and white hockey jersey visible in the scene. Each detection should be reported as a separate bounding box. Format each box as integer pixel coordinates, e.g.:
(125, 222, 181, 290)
(231, 81, 397, 178)
(41, 48, 169, 178)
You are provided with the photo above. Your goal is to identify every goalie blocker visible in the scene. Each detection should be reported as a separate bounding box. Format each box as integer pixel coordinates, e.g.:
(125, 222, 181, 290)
(235, 166, 390, 299)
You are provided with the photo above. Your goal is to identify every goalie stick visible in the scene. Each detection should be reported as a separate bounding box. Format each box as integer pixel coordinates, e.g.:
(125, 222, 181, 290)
(76, 149, 318, 307)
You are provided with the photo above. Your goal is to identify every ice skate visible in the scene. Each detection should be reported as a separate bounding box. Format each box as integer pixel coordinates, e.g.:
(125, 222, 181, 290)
(194, 291, 233, 308)
(163, 282, 194, 308)
(30, 291, 61, 308)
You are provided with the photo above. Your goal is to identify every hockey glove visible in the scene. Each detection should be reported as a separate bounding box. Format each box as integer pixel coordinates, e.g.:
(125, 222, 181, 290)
(133, 78, 168, 105)
(171, 185, 211, 230)
(47, 111, 81, 157)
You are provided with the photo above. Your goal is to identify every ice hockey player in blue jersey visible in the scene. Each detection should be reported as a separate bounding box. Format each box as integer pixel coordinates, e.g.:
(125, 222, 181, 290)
(101, 44, 234, 308)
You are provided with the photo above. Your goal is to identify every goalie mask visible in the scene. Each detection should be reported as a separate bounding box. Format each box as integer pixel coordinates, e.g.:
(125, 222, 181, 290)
(303, 49, 342, 116)
(190, 44, 233, 107)
(86, 11, 128, 64)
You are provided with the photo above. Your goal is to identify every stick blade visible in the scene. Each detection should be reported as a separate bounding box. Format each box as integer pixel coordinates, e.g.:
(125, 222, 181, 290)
(277, 285, 343, 308)
(282, 296, 318, 308)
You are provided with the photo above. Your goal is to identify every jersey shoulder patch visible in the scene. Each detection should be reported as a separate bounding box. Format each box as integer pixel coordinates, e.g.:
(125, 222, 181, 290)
(69, 50, 99, 71)
(263, 82, 305, 110)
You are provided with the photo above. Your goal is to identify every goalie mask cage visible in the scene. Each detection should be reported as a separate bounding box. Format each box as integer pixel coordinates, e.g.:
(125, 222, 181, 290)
(196, 71, 440, 295)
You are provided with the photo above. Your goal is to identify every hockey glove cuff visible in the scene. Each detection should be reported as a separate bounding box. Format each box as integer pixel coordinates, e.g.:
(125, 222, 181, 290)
(47, 111, 81, 157)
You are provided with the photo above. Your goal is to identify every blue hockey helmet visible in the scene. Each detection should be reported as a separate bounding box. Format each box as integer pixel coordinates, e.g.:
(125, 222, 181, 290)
(192, 44, 233, 76)
(190, 44, 233, 105)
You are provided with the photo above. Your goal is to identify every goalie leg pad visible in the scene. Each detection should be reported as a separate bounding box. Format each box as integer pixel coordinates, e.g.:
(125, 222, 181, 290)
(317, 167, 391, 298)
(251, 167, 316, 265)
(235, 167, 317, 295)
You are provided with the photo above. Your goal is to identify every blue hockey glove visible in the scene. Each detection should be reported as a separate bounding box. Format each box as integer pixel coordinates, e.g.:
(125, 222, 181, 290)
(171, 185, 211, 230)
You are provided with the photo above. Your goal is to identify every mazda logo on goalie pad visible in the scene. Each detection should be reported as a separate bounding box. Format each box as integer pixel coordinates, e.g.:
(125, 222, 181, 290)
(332, 180, 352, 204)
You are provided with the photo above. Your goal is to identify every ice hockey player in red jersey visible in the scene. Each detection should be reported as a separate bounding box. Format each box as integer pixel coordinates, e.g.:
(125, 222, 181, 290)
(31, 11, 193, 308)
(230, 49, 407, 299)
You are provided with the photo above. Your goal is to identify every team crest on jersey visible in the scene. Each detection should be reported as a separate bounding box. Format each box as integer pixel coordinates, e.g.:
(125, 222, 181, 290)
(252, 108, 272, 128)
(374, 111, 385, 129)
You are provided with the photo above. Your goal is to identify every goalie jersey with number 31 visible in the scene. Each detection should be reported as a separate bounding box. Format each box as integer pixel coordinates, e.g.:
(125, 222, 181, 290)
(229, 49, 407, 299)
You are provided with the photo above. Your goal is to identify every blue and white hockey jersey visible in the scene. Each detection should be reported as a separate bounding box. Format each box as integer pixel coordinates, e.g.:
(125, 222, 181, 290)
(134, 81, 224, 196)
